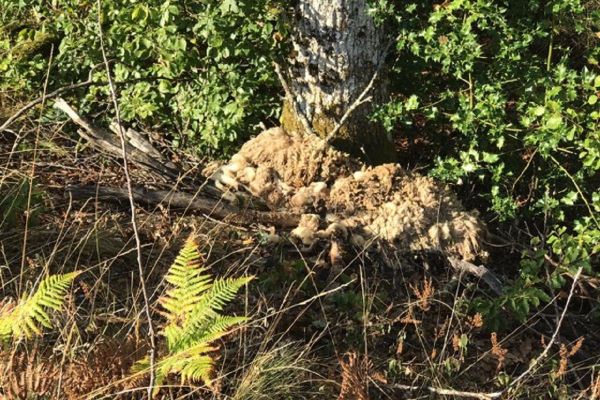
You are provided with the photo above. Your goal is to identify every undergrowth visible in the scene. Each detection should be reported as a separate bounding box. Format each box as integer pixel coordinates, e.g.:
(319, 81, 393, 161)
(132, 235, 253, 395)
(1, 0, 600, 399)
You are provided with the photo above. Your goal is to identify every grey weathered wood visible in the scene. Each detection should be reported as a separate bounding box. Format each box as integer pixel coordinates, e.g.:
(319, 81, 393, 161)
(54, 98, 179, 179)
(66, 185, 301, 228)
(448, 257, 504, 296)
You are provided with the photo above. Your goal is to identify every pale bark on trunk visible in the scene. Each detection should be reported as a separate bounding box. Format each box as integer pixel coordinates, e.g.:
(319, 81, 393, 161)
(281, 0, 396, 164)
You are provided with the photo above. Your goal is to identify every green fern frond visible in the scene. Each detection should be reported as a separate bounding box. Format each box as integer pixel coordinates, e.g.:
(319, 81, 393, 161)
(201, 276, 254, 313)
(178, 355, 214, 385)
(165, 276, 252, 353)
(0, 271, 80, 340)
(160, 342, 217, 374)
(172, 314, 248, 353)
(130, 234, 253, 394)
(204, 315, 248, 337)
(160, 236, 212, 324)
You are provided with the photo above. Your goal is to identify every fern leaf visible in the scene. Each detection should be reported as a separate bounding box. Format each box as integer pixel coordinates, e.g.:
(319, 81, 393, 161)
(0, 271, 80, 340)
(183, 276, 253, 333)
(132, 234, 253, 394)
(204, 315, 248, 336)
(173, 315, 248, 352)
(131, 341, 217, 391)
(179, 355, 214, 386)
(160, 237, 212, 327)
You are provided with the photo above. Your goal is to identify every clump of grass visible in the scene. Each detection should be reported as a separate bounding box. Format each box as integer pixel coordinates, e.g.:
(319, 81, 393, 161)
(231, 343, 317, 400)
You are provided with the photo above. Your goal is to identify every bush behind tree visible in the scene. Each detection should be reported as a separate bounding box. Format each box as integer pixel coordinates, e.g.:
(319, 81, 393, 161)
(0, 0, 286, 154)
(369, 0, 599, 326)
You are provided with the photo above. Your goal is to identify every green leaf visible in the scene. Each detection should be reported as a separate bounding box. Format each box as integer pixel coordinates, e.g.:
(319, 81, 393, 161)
(545, 114, 563, 130)
(533, 105, 546, 116)
(561, 191, 578, 206)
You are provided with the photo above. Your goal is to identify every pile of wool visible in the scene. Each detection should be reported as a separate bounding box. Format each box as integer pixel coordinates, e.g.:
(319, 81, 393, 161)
(206, 127, 485, 261)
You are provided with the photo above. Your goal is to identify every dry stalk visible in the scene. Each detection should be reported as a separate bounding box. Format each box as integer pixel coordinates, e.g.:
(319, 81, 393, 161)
(410, 277, 435, 311)
(555, 337, 584, 379)
(591, 374, 600, 399)
(95, 1, 156, 397)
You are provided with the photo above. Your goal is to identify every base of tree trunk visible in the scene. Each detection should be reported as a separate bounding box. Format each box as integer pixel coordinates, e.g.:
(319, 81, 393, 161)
(280, 99, 396, 165)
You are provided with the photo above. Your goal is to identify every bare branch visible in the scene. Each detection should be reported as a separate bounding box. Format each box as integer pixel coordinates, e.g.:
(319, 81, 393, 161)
(0, 80, 94, 133)
(324, 69, 379, 144)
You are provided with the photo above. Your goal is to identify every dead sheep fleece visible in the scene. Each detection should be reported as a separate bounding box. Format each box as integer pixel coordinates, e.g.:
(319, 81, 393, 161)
(206, 127, 485, 262)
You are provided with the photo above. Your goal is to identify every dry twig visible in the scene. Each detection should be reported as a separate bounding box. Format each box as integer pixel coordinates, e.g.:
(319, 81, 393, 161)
(96, 1, 156, 397)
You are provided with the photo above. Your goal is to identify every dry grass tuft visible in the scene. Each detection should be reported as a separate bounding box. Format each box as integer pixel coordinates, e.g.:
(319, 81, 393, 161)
(231, 343, 316, 400)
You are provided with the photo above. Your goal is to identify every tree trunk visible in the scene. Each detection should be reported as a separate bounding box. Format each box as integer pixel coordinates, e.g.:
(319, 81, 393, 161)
(281, 0, 396, 164)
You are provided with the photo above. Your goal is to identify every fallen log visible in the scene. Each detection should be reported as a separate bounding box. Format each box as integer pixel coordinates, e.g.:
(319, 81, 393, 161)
(66, 184, 301, 228)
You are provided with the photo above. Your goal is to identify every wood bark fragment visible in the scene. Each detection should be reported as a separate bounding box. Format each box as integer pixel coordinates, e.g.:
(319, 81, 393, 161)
(447, 257, 503, 295)
(53, 98, 179, 179)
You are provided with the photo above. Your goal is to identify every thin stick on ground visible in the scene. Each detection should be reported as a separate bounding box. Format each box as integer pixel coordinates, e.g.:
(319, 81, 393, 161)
(95, 1, 157, 398)
(19, 45, 54, 292)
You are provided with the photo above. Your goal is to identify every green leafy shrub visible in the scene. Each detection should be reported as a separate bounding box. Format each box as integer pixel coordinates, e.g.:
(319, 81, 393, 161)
(0, 0, 286, 154)
(0, 272, 80, 341)
(133, 235, 253, 393)
(370, 0, 600, 324)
